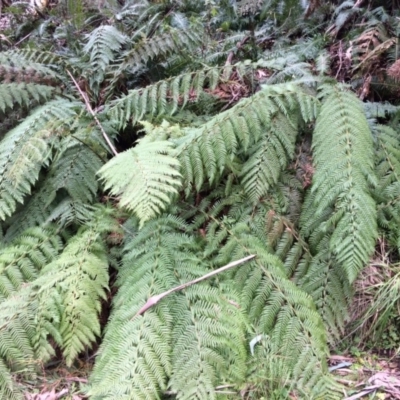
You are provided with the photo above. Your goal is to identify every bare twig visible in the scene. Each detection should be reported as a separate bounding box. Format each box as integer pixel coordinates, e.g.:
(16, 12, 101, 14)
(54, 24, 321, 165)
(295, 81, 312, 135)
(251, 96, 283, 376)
(67, 69, 118, 156)
(133, 254, 256, 319)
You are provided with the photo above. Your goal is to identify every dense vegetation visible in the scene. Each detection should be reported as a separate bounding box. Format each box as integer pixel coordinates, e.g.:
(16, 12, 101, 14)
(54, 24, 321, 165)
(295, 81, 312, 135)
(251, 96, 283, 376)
(0, 0, 400, 398)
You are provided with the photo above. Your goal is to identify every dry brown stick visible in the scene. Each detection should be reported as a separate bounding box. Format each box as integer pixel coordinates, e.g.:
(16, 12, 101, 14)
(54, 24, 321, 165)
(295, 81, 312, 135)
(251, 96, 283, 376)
(67, 69, 118, 156)
(133, 254, 256, 319)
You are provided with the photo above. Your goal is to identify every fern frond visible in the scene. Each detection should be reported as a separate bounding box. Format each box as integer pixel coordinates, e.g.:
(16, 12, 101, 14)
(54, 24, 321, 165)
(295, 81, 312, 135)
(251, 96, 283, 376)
(0, 100, 79, 220)
(0, 51, 60, 84)
(240, 112, 299, 203)
(301, 85, 377, 283)
(120, 27, 200, 71)
(83, 25, 128, 91)
(35, 208, 116, 366)
(177, 83, 317, 195)
(87, 216, 188, 399)
(88, 215, 247, 399)
(373, 125, 400, 248)
(98, 137, 181, 226)
(109, 62, 257, 128)
(169, 281, 246, 400)
(0, 228, 64, 399)
(0, 227, 62, 299)
(4, 134, 102, 239)
(214, 223, 340, 398)
(0, 83, 55, 113)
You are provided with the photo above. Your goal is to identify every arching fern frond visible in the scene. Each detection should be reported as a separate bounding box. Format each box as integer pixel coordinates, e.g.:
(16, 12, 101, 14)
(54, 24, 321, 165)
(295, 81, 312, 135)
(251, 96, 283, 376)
(0, 227, 62, 299)
(301, 85, 377, 283)
(213, 222, 341, 398)
(0, 51, 60, 84)
(0, 100, 79, 221)
(177, 82, 317, 196)
(35, 207, 117, 366)
(119, 27, 201, 71)
(83, 25, 128, 92)
(98, 137, 181, 226)
(88, 215, 246, 400)
(109, 62, 257, 128)
(0, 83, 55, 113)
(3, 132, 102, 239)
(87, 216, 189, 399)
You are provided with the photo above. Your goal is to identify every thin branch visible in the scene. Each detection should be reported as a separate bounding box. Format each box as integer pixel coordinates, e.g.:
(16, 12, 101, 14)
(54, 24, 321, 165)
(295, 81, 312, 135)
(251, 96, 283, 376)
(66, 69, 118, 156)
(133, 254, 256, 318)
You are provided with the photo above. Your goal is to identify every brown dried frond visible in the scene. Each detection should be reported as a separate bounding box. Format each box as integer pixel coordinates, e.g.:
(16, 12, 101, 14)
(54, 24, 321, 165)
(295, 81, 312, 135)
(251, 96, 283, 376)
(387, 60, 400, 81)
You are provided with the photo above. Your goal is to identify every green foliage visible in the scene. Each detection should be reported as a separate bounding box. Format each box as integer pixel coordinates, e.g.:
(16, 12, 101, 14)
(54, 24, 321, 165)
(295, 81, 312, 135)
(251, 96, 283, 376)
(98, 137, 182, 226)
(0, 1, 400, 399)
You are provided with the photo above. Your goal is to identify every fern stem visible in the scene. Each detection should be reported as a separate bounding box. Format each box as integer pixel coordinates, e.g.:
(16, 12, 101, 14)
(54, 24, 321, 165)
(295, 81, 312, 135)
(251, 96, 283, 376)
(67, 70, 118, 156)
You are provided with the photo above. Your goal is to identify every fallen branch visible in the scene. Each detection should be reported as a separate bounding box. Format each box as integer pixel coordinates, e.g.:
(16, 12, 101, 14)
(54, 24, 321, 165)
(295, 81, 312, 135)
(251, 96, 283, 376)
(133, 254, 256, 318)
(67, 69, 118, 156)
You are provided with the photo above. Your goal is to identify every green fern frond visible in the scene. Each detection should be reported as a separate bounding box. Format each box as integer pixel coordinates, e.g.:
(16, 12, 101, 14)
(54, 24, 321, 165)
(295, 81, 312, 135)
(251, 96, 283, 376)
(0, 227, 62, 299)
(296, 250, 353, 341)
(212, 221, 340, 398)
(3, 134, 101, 240)
(109, 62, 256, 128)
(0, 100, 78, 220)
(301, 85, 377, 283)
(0, 228, 64, 399)
(0, 83, 55, 113)
(88, 215, 246, 399)
(0, 51, 60, 84)
(35, 208, 117, 366)
(169, 282, 246, 400)
(83, 25, 128, 91)
(177, 82, 317, 195)
(87, 216, 189, 399)
(98, 137, 181, 226)
(120, 28, 200, 71)
(240, 112, 299, 203)
(373, 125, 400, 248)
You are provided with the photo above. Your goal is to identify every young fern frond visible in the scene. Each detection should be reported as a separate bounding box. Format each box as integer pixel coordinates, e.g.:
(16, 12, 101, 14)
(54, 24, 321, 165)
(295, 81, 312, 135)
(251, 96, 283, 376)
(301, 85, 377, 283)
(98, 138, 181, 226)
